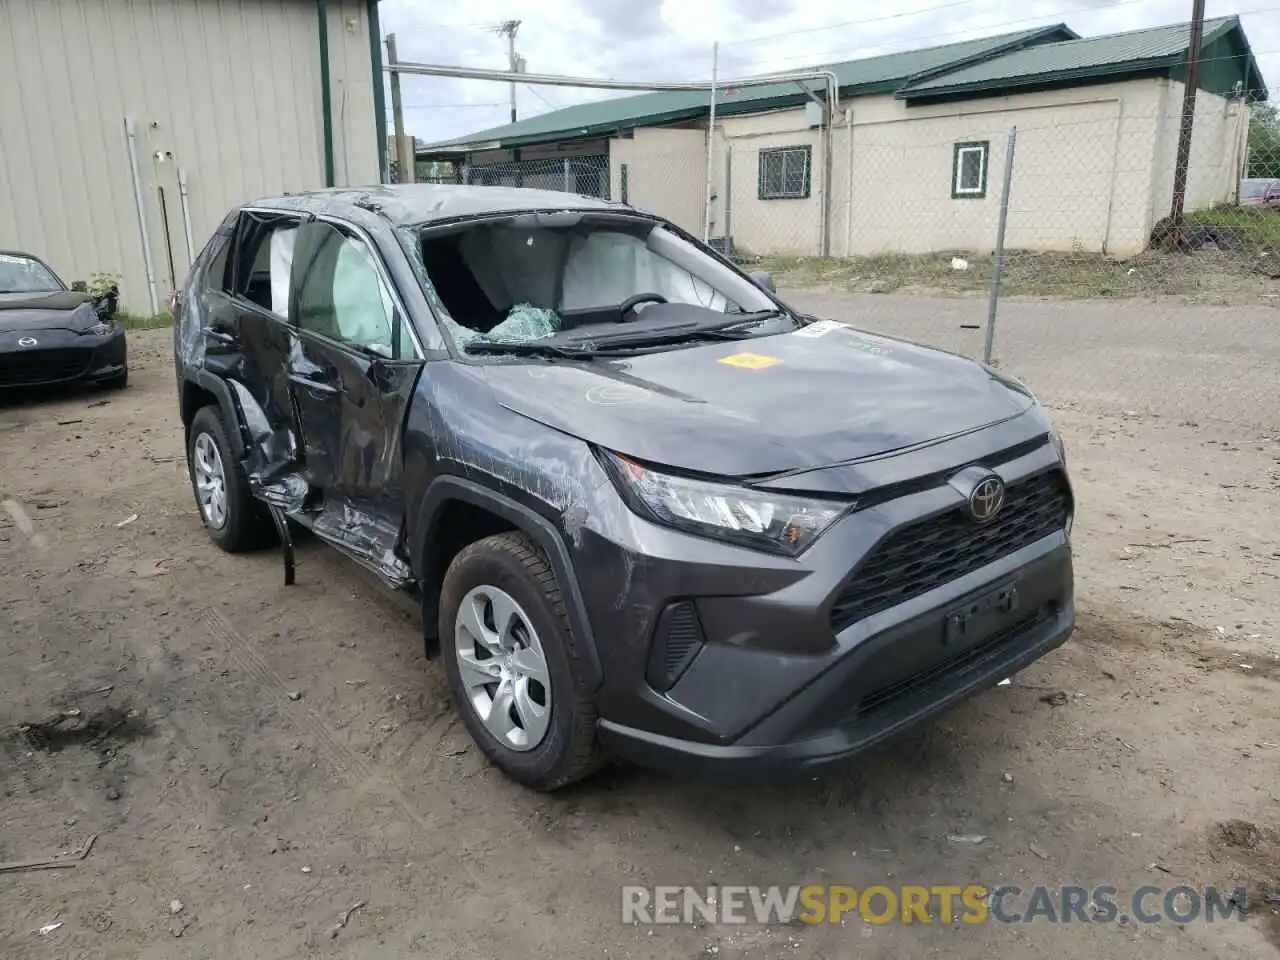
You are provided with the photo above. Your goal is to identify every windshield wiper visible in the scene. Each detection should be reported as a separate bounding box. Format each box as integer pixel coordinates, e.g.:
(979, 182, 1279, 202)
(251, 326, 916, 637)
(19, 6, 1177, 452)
(462, 308, 797, 356)
(463, 339, 602, 358)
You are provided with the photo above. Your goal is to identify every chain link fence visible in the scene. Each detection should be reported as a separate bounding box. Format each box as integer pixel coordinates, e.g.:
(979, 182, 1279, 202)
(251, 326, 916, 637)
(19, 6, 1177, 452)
(412, 86, 1278, 429)
(721, 93, 1280, 432)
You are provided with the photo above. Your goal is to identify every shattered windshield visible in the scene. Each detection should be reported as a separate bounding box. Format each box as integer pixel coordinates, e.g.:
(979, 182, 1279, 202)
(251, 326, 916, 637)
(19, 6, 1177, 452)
(0, 254, 63, 294)
(398, 213, 782, 354)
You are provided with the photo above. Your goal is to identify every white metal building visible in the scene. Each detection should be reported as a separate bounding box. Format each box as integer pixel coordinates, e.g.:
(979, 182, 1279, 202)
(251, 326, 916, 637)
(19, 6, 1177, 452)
(421, 17, 1267, 260)
(0, 0, 388, 313)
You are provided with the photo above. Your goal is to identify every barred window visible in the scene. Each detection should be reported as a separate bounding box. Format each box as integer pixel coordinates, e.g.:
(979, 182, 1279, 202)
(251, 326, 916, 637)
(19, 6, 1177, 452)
(758, 146, 811, 200)
(952, 141, 989, 199)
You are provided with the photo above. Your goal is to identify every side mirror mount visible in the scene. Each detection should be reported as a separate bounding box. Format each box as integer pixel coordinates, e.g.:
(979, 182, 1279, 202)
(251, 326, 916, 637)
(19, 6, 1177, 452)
(71, 280, 87, 292)
(749, 270, 775, 293)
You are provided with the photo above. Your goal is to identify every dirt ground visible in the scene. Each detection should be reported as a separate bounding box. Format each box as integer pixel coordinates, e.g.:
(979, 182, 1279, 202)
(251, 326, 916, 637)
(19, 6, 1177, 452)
(1, 320, 1278, 959)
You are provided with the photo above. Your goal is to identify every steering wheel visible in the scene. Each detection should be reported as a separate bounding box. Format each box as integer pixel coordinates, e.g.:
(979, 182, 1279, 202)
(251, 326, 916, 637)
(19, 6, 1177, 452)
(618, 292, 667, 320)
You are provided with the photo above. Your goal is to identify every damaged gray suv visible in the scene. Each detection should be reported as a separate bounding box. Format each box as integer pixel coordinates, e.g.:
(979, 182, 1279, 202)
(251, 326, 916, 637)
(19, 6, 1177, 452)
(173, 185, 1075, 791)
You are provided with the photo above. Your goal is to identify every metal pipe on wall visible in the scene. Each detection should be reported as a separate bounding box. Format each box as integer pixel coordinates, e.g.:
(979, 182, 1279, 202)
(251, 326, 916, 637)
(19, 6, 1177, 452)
(177, 167, 196, 267)
(844, 107, 854, 258)
(368, 0, 388, 184)
(123, 118, 159, 316)
(388, 59, 840, 255)
(157, 185, 177, 293)
(316, 0, 335, 187)
(703, 42, 719, 245)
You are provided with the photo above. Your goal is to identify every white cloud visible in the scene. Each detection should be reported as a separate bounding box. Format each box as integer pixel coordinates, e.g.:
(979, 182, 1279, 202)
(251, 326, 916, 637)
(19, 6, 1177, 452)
(378, 0, 1280, 143)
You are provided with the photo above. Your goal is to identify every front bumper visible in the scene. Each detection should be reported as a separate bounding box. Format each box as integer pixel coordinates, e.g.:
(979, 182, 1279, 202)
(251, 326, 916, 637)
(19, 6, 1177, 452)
(0, 326, 127, 388)
(599, 550, 1073, 779)
(568, 428, 1075, 780)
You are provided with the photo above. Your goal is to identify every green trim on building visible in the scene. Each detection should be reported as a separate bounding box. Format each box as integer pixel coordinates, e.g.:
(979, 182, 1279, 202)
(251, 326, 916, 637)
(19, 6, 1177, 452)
(899, 16, 1267, 103)
(368, 0, 387, 183)
(316, 0, 335, 187)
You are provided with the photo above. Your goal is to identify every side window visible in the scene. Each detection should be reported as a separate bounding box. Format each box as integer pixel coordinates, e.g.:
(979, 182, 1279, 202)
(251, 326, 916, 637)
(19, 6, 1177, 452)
(292, 221, 411, 359)
(203, 236, 231, 292)
(228, 212, 303, 317)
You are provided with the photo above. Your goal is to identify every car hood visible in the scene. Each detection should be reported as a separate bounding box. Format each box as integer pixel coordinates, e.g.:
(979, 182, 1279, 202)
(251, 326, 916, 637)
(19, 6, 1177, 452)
(481, 321, 1037, 478)
(0, 291, 96, 332)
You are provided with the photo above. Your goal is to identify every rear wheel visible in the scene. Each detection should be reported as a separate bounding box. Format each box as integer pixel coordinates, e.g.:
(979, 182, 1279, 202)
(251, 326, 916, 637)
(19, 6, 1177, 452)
(440, 532, 600, 790)
(186, 405, 272, 552)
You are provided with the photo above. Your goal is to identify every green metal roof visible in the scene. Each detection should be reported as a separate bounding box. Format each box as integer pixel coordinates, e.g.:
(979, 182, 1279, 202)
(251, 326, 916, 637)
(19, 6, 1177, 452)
(420, 24, 1076, 154)
(899, 16, 1267, 100)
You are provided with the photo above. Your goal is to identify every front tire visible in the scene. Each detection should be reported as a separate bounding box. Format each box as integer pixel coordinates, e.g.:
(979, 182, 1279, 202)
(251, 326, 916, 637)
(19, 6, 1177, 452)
(440, 532, 600, 790)
(186, 405, 272, 553)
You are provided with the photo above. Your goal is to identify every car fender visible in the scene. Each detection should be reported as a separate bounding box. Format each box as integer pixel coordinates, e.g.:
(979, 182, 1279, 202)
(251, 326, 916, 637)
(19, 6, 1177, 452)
(415, 475, 604, 691)
(183, 368, 249, 459)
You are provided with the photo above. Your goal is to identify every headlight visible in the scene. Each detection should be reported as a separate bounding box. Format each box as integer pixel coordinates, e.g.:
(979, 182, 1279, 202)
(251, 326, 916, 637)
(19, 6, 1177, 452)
(1047, 430, 1072, 539)
(1049, 428, 1067, 467)
(602, 451, 849, 556)
(83, 320, 115, 336)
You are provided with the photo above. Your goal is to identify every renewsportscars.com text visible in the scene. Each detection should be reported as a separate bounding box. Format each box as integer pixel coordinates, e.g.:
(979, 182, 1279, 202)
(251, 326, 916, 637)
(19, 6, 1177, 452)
(622, 884, 1249, 926)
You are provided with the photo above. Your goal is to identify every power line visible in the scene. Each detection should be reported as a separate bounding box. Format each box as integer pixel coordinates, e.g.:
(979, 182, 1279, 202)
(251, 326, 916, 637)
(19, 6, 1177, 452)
(401, 102, 508, 109)
(716, 0, 993, 50)
(524, 84, 558, 110)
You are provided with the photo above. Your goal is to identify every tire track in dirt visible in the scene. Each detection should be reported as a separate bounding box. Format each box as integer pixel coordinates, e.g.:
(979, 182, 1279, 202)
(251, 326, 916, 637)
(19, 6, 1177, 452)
(195, 607, 535, 891)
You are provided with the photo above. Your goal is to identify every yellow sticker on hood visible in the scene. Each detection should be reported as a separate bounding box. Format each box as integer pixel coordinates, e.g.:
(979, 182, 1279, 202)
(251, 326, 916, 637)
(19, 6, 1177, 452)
(718, 352, 780, 370)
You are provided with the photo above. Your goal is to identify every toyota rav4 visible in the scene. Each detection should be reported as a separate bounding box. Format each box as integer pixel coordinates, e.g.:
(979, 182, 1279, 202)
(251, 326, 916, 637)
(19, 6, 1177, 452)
(173, 185, 1075, 791)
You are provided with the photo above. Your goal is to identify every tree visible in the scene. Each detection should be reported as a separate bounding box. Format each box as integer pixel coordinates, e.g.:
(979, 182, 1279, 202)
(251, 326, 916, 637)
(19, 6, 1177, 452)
(1247, 103, 1280, 178)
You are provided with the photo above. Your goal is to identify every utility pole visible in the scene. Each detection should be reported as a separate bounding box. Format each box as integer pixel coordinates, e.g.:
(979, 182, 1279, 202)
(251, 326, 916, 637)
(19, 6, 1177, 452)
(1169, 0, 1205, 229)
(386, 33, 414, 183)
(495, 20, 522, 123)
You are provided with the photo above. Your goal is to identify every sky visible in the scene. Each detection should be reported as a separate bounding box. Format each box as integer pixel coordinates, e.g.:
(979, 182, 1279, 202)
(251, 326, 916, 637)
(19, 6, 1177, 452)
(377, 0, 1280, 145)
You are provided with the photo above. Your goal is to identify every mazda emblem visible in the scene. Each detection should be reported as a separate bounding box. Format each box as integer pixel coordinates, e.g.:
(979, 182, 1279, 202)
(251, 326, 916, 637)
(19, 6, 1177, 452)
(968, 475, 1005, 523)
(17, 336, 37, 347)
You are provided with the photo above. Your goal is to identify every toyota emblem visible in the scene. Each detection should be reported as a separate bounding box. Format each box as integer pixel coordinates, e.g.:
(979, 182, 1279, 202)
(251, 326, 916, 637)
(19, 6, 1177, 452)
(17, 336, 37, 347)
(968, 475, 1006, 523)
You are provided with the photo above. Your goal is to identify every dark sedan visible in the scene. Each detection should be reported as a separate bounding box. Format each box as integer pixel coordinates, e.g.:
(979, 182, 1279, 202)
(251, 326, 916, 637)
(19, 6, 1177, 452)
(0, 251, 128, 390)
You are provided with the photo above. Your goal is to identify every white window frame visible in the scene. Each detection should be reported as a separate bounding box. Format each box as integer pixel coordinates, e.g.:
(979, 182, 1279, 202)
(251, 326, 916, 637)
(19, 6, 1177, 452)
(952, 141, 989, 199)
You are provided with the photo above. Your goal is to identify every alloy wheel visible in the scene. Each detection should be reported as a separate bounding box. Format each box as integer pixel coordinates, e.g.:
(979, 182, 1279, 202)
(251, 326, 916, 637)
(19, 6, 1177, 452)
(193, 432, 228, 530)
(453, 585, 552, 751)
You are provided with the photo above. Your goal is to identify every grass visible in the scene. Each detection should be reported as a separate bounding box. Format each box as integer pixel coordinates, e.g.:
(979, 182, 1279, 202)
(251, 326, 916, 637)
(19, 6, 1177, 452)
(751, 216, 1280, 304)
(1185, 204, 1280, 249)
(116, 312, 173, 330)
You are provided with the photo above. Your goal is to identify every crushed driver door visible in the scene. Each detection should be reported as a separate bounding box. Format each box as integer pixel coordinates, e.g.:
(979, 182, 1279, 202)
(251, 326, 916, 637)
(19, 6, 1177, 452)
(286, 217, 424, 586)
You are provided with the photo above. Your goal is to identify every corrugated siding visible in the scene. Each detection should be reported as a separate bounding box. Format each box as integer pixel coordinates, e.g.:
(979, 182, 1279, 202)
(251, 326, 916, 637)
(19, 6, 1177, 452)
(0, 0, 378, 312)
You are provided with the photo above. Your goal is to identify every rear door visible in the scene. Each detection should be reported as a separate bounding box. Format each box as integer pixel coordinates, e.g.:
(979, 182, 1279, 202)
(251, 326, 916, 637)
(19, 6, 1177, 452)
(216, 210, 308, 470)
(287, 217, 423, 576)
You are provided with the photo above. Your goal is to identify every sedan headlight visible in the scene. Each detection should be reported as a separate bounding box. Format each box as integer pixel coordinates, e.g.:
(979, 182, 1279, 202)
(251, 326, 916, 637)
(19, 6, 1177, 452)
(1049, 428, 1067, 467)
(83, 320, 115, 336)
(602, 451, 848, 556)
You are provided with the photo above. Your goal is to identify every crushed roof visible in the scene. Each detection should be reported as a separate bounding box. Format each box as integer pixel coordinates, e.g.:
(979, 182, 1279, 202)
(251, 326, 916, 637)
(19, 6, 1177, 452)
(420, 25, 1075, 153)
(256, 184, 620, 225)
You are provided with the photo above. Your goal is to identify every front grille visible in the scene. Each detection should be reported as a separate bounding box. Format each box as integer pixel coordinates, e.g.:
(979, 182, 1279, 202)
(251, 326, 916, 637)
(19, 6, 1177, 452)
(0, 349, 91, 386)
(830, 469, 1070, 632)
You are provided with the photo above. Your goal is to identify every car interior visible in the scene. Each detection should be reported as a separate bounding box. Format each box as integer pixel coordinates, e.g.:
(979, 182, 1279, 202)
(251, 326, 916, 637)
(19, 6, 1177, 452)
(416, 219, 740, 340)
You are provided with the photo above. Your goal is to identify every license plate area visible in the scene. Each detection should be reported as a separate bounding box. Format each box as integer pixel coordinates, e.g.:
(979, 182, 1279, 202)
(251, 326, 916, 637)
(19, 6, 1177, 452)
(943, 580, 1020, 650)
